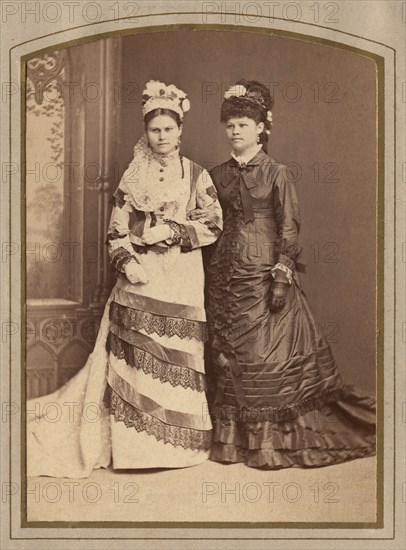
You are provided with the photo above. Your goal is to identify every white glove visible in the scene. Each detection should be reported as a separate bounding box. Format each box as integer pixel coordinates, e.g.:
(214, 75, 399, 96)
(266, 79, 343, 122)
(141, 224, 173, 245)
(123, 260, 148, 284)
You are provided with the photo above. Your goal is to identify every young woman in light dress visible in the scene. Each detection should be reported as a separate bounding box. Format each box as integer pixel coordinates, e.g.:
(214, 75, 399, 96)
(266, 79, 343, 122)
(27, 81, 222, 477)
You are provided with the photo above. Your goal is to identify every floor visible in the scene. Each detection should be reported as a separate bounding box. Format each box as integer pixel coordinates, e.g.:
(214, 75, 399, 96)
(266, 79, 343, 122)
(27, 456, 376, 524)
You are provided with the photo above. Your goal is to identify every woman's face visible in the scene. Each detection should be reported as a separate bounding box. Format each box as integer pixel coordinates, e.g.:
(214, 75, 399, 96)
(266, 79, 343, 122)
(225, 117, 264, 154)
(146, 114, 182, 155)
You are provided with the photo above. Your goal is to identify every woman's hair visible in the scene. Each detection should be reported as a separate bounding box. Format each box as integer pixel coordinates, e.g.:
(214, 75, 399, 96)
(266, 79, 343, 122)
(144, 108, 182, 129)
(221, 80, 274, 148)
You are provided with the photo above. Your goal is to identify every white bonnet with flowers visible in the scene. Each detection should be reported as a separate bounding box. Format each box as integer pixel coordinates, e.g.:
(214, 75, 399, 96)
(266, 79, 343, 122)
(142, 80, 191, 120)
(113, 80, 191, 213)
(223, 83, 273, 134)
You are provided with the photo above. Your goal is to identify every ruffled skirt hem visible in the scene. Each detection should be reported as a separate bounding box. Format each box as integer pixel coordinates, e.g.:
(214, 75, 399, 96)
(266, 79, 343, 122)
(209, 385, 376, 469)
(209, 442, 376, 469)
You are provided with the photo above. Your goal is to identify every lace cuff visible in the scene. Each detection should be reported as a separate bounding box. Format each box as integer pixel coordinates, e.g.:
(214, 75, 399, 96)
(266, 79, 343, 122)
(271, 262, 293, 285)
(278, 253, 296, 271)
(111, 247, 140, 274)
(164, 220, 192, 249)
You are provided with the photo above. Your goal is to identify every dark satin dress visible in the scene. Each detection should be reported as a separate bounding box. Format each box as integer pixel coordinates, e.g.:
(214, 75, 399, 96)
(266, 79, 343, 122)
(204, 149, 376, 469)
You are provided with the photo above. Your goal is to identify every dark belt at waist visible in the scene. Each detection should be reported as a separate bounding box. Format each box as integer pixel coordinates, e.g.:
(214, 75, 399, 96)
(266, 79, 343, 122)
(253, 207, 274, 218)
(252, 198, 274, 212)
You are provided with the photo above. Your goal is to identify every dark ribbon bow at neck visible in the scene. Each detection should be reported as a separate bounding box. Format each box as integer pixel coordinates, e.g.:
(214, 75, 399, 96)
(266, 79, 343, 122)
(219, 150, 266, 223)
(233, 161, 257, 224)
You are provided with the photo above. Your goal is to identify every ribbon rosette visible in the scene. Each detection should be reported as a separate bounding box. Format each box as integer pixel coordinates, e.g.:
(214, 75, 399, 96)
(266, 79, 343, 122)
(143, 80, 166, 99)
(224, 84, 247, 100)
(181, 97, 191, 112)
(265, 110, 273, 134)
(142, 80, 190, 112)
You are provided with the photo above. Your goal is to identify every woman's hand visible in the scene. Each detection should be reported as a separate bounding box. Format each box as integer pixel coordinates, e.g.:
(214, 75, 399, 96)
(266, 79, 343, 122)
(187, 208, 207, 221)
(141, 225, 172, 245)
(270, 281, 289, 310)
(124, 260, 149, 284)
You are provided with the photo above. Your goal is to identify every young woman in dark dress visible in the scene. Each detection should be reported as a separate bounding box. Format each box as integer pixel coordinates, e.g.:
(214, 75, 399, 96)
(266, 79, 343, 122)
(202, 80, 376, 469)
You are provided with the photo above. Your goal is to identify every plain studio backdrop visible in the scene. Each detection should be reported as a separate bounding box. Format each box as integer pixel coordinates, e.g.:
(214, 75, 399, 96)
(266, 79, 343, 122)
(26, 28, 377, 396)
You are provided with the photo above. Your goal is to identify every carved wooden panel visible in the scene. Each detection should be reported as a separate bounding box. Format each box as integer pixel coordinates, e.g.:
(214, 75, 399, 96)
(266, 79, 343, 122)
(26, 305, 103, 397)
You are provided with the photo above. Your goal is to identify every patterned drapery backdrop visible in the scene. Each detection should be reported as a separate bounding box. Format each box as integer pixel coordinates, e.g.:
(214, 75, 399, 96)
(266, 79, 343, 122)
(26, 52, 65, 298)
(26, 40, 122, 398)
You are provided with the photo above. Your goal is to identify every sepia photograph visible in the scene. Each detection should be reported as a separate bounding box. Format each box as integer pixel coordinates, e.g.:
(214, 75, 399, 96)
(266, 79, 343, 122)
(2, 2, 405, 549)
(24, 26, 379, 526)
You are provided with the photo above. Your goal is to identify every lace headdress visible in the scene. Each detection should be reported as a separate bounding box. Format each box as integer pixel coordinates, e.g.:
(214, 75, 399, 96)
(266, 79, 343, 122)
(114, 81, 190, 212)
(142, 80, 190, 120)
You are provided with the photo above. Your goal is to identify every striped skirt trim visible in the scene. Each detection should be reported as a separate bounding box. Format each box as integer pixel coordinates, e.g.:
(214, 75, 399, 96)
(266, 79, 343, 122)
(112, 285, 206, 321)
(109, 300, 207, 342)
(104, 378, 212, 451)
(108, 323, 204, 372)
(107, 331, 207, 392)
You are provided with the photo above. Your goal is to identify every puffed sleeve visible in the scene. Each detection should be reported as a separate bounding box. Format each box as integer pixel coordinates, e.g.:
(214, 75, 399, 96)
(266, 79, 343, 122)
(164, 169, 223, 250)
(106, 180, 141, 273)
(271, 165, 302, 283)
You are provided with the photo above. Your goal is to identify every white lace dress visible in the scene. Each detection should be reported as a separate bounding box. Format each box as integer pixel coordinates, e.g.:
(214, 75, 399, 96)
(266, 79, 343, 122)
(27, 148, 222, 477)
